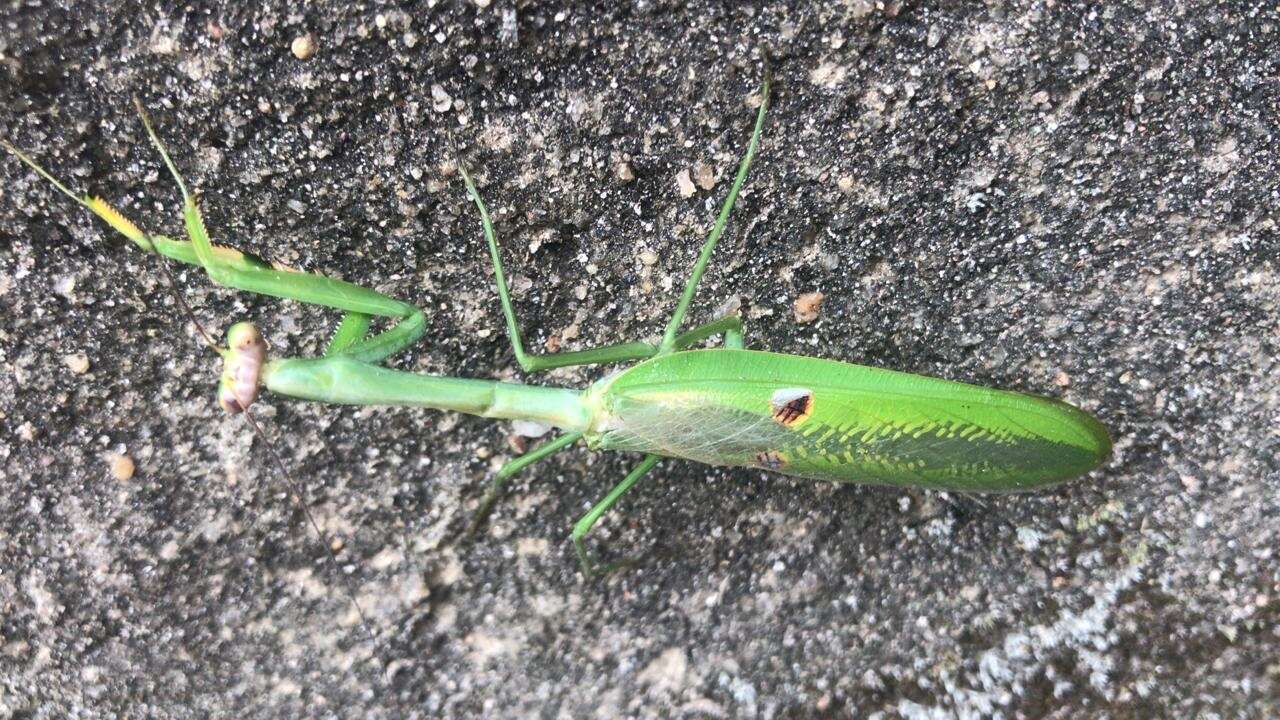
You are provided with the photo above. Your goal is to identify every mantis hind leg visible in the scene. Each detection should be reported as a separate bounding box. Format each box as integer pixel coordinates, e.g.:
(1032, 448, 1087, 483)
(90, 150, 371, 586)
(459, 168, 747, 369)
(572, 454, 660, 578)
(673, 315, 745, 350)
(460, 166, 656, 372)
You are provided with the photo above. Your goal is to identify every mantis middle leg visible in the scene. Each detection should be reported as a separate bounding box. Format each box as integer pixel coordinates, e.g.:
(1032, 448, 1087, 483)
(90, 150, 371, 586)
(673, 315, 745, 350)
(466, 430, 584, 537)
(459, 166, 655, 372)
(460, 70, 767, 373)
(463, 304, 737, 531)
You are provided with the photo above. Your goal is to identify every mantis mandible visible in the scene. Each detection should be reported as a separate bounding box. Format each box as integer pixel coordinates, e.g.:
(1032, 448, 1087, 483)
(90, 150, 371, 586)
(3, 69, 1111, 581)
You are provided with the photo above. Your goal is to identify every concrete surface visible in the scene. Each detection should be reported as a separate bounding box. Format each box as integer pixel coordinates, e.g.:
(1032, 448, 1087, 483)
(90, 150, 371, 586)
(1, 1, 1277, 717)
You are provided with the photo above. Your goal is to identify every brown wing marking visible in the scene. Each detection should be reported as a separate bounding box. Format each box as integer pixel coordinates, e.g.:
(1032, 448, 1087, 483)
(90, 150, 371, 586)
(770, 387, 813, 427)
(755, 450, 787, 470)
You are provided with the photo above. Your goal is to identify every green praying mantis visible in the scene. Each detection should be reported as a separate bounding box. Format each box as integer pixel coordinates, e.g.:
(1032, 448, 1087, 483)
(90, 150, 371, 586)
(4, 69, 1111, 583)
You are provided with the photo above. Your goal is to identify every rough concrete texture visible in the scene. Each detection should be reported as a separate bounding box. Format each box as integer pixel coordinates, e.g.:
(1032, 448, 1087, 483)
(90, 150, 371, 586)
(1, 1, 1277, 718)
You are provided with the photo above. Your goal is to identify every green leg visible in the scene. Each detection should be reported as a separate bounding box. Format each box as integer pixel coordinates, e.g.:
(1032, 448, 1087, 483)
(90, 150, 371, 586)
(459, 166, 656, 372)
(455, 167, 748, 370)
(501, 313, 745, 370)
(467, 431, 583, 537)
(322, 310, 426, 364)
(673, 315, 745, 350)
(326, 312, 372, 355)
(5, 108, 426, 364)
(724, 324, 744, 350)
(572, 454, 660, 578)
(132, 103, 428, 363)
(658, 70, 770, 353)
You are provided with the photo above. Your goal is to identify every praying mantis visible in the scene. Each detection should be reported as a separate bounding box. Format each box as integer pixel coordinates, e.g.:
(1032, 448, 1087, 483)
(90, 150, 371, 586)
(3, 69, 1111, 584)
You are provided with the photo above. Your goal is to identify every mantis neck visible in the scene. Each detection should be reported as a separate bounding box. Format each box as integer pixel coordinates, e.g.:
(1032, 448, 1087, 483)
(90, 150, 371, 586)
(262, 356, 593, 432)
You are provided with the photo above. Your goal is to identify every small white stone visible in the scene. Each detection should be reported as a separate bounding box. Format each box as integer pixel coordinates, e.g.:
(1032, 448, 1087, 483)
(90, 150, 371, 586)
(291, 33, 317, 60)
(676, 169, 696, 198)
(64, 353, 90, 374)
(431, 84, 453, 113)
(159, 540, 180, 561)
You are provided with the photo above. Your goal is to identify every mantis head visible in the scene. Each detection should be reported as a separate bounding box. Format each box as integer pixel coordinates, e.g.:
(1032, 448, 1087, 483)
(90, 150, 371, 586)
(218, 322, 267, 414)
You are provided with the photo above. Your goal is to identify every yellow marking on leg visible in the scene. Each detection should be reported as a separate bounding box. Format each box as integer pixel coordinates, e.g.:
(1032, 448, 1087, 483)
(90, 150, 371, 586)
(86, 197, 146, 245)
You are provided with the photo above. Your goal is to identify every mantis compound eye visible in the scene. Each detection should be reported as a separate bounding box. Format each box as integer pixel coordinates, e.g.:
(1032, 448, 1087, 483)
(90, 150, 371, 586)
(218, 322, 267, 414)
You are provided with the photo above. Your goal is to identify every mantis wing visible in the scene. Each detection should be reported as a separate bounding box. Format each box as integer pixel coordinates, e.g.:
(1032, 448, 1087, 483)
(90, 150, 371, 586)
(590, 350, 1111, 492)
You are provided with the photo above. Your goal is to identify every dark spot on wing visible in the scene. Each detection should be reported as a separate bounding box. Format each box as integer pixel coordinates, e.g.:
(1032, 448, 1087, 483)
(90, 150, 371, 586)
(770, 388, 813, 427)
(756, 450, 786, 470)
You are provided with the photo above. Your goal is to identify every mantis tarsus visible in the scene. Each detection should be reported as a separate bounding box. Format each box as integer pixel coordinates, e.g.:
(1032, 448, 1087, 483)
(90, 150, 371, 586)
(4, 69, 1111, 586)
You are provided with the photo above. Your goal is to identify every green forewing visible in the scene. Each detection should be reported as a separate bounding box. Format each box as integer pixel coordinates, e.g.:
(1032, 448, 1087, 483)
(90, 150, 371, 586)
(589, 350, 1111, 492)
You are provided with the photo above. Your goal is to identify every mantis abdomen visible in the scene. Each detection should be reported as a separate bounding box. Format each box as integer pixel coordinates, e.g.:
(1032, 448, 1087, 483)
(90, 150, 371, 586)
(587, 350, 1112, 492)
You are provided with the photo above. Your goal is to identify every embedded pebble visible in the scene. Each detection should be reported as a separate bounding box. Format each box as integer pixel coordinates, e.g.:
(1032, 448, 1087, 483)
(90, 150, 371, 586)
(810, 62, 848, 89)
(676, 169, 696, 197)
(150, 35, 179, 56)
(158, 540, 180, 561)
(926, 23, 945, 48)
(55, 276, 76, 298)
(432, 85, 453, 113)
(793, 292, 825, 323)
(64, 353, 90, 374)
(692, 161, 716, 190)
(291, 33, 316, 60)
(616, 161, 635, 183)
(108, 454, 135, 481)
